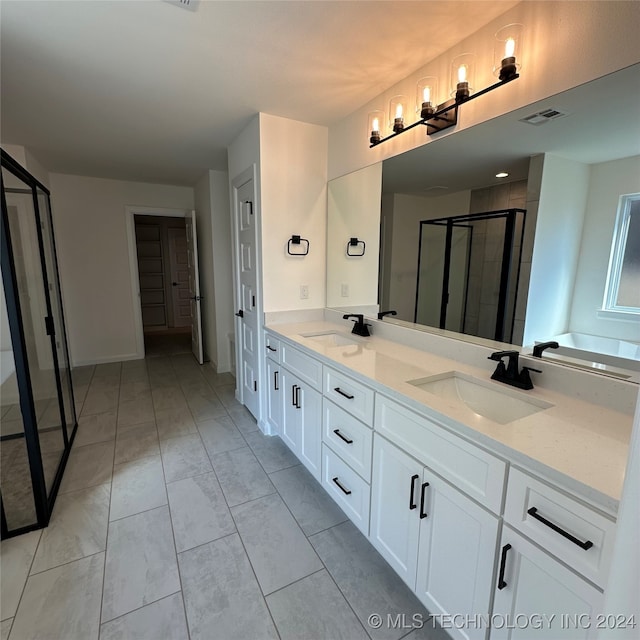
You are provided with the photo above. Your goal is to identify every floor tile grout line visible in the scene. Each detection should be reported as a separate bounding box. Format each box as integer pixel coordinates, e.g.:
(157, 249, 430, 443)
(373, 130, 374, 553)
(262, 566, 327, 599)
(154, 356, 192, 640)
(27, 548, 107, 578)
(7, 528, 44, 627)
(99, 589, 183, 629)
(96, 361, 123, 638)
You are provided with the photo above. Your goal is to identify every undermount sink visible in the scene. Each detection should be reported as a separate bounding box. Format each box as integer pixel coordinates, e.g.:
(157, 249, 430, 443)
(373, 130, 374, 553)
(408, 371, 553, 424)
(299, 331, 361, 347)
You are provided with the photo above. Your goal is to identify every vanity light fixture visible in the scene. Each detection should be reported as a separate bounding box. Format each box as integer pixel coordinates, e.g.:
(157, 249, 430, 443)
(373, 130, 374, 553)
(389, 96, 408, 133)
(367, 110, 384, 145)
(451, 53, 476, 102)
(368, 27, 522, 148)
(417, 77, 438, 119)
(494, 24, 523, 81)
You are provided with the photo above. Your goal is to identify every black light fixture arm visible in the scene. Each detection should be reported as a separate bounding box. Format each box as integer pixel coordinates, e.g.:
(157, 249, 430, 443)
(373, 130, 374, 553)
(370, 74, 519, 147)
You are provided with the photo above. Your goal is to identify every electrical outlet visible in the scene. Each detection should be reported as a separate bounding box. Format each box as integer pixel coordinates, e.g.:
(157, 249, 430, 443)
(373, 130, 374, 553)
(341, 283, 349, 297)
(300, 284, 309, 299)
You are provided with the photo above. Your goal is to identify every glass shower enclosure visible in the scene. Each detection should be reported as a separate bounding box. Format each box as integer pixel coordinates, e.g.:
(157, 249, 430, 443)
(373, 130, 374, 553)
(1, 149, 77, 538)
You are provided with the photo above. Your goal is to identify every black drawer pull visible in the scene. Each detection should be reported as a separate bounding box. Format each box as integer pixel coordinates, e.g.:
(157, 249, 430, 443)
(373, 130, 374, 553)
(497, 543, 512, 590)
(332, 477, 352, 495)
(274, 370, 279, 391)
(266, 345, 277, 352)
(291, 385, 298, 407)
(527, 507, 593, 550)
(334, 387, 354, 400)
(295, 385, 301, 409)
(333, 429, 353, 444)
(419, 482, 429, 518)
(409, 474, 419, 510)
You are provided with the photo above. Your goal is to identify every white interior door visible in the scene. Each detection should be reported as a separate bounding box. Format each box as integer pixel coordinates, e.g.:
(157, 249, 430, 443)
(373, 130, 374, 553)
(233, 179, 259, 418)
(168, 227, 191, 328)
(185, 210, 204, 364)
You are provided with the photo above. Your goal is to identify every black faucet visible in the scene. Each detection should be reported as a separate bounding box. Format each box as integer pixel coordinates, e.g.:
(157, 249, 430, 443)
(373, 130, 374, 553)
(532, 341, 559, 358)
(488, 350, 541, 390)
(343, 314, 371, 337)
(377, 310, 397, 320)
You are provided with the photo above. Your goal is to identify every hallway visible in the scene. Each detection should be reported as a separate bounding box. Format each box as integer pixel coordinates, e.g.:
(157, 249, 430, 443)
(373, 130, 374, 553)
(0, 355, 441, 640)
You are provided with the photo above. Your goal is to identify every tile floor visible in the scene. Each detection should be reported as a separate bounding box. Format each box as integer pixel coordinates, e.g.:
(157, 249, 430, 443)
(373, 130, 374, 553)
(0, 353, 447, 640)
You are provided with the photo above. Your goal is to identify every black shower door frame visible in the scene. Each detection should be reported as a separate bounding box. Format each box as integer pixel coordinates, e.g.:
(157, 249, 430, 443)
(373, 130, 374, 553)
(414, 208, 526, 343)
(0, 149, 78, 539)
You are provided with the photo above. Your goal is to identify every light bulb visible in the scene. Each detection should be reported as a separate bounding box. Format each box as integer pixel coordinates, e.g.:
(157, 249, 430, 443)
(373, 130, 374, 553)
(458, 65, 467, 84)
(395, 103, 403, 119)
(423, 86, 431, 103)
(372, 117, 379, 132)
(505, 37, 516, 58)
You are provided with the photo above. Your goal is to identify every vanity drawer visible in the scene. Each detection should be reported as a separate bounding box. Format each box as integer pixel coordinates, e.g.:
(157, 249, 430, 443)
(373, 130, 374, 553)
(264, 332, 281, 362)
(323, 399, 373, 482)
(324, 366, 375, 424)
(322, 444, 370, 536)
(281, 344, 322, 390)
(504, 467, 616, 587)
(374, 395, 506, 514)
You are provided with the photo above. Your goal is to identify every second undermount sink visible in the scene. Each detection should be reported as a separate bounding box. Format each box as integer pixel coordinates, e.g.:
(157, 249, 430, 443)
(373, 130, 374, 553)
(407, 371, 553, 424)
(299, 331, 361, 347)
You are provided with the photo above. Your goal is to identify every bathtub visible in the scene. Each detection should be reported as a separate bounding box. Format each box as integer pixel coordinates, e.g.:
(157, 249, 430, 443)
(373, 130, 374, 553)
(547, 332, 640, 372)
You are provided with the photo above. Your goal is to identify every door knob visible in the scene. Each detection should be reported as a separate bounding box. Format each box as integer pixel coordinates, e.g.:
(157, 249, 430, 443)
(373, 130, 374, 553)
(172, 282, 178, 286)
(235, 309, 244, 318)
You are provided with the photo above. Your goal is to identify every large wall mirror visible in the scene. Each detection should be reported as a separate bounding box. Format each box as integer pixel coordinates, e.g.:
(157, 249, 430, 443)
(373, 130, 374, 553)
(327, 64, 640, 378)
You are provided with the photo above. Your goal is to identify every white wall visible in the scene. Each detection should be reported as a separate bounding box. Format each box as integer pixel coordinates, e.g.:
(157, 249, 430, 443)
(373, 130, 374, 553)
(326, 163, 382, 308)
(194, 170, 234, 373)
(569, 155, 640, 342)
(49, 173, 194, 365)
(327, 1, 640, 180)
(259, 113, 328, 312)
(387, 190, 471, 321)
(524, 155, 589, 346)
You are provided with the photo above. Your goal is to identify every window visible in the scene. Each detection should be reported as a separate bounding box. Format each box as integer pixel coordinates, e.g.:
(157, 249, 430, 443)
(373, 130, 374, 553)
(603, 193, 640, 313)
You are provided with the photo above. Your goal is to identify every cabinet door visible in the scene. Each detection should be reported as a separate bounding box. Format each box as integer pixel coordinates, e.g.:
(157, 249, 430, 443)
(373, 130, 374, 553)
(492, 526, 604, 640)
(297, 382, 321, 480)
(266, 358, 282, 435)
(369, 436, 422, 589)
(415, 472, 499, 640)
(280, 370, 300, 454)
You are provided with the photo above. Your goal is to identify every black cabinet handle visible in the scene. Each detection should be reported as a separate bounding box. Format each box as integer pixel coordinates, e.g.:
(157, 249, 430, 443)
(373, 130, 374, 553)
(266, 345, 277, 352)
(332, 477, 352, 495)
(274, 370, 279, 391)
(333, 429, 353, 444)
(409, 474, 420, 510)
(419, 482, 429, 518)
(295, 385, 301, 409)
(291, 385, 298, 406)
(498, 543, 512, 590)
(334, 387, 354, 400)
(527, 507, 594, 550)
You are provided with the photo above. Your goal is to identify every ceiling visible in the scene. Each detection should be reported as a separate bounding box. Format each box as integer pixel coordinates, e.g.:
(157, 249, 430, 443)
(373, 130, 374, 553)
(382, 64, 640, 196)
(0, 0, 520, 185)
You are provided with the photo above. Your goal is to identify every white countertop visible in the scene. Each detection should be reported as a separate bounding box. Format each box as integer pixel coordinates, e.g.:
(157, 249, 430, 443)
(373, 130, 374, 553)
(266, 320, 634, 516)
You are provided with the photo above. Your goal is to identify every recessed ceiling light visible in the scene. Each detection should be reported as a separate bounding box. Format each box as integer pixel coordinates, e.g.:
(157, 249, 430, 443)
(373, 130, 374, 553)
(496, 172, 509, 178)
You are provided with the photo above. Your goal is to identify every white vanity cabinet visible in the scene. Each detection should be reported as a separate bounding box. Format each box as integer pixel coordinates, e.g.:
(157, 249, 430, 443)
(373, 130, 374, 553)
(370, 435, 499, 640)
(321, 366, 375, 535)
(264, 333, 282, 434)
(490, 468, 614, 639)
(492, 526, 604, 640)
(276, 342, 322, 480)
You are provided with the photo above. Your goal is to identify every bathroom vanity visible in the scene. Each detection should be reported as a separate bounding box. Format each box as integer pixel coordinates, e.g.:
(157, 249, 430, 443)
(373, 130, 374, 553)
(263, 312, 633, 640)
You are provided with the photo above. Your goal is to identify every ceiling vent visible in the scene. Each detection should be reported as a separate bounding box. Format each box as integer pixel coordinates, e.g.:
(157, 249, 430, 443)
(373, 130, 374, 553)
(164, 0, 199, 11)
(519, 108, 569, 126)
